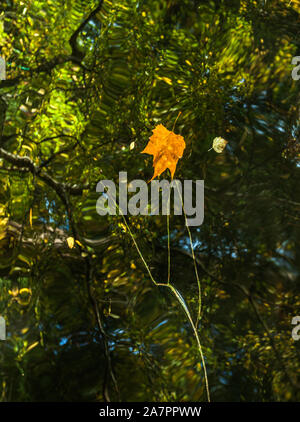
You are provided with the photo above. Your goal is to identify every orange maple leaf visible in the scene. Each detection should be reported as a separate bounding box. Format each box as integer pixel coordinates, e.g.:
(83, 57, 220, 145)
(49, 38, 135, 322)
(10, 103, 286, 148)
(141, 124, 186, 181)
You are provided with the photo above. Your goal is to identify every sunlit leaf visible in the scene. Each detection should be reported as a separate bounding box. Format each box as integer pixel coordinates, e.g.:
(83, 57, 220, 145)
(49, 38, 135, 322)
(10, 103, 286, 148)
(66, 237, 75, 249)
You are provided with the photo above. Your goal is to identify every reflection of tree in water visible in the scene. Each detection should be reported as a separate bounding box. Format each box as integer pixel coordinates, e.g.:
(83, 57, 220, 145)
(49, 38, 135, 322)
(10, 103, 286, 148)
(0, 0, 299, 402)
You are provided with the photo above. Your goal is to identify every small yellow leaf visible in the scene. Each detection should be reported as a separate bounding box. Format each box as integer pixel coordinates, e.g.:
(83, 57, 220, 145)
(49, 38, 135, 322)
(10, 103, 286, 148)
(8, 287, 19, 297)
(66, 237, 75, 249)
(118, 223, 127, 232)
(208, 137, 228, 153)
(161, 77, 172, 85)
(0, 217, 8, 241)
(26, 341, 39, 352)
(19, 288, 32, 295)
(29, 208, 32, 228)
(21, 145, 32, 152)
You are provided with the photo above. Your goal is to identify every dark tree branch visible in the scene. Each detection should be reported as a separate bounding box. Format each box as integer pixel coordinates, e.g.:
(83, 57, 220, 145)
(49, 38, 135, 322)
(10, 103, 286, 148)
(0, 146, 37, 173)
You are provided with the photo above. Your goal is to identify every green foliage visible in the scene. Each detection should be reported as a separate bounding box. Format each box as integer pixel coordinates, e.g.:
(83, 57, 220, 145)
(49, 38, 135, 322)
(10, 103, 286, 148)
(0, 0, 299, 402)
